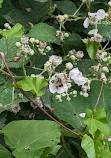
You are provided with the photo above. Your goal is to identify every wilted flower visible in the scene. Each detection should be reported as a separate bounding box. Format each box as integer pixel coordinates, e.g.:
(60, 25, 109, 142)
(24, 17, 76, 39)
(11, 104, 21, 114)
(96, 50, 105, 60)
(69, 68, 86, 86)
(21, 35, 29, 44)
(49, 55, 62, 66)
(56, 15, 65, 23)
(56, 31, 64, 41)
(83, 9, 105, 28)
(49, 73, 68, 94)
(88, 29, 103, 42)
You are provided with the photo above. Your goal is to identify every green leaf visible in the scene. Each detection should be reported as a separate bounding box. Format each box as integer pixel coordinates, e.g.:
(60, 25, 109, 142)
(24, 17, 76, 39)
(86, 38, 100, 60)
(4, 0, 50, 30)
(98, 25, 111, 40)
(2, 120, 61, 158)
(16, 77, 48, 96)
(52, 80, 111, 131)
(28, 23, 59, 43)
(82, 130, 111, 158)
(84, 107, 110, 137)
(0, 0, 3, 8)
(63, 33, 86, 54)
(55, 1, 77, 14)
(0, 144, 12, 158)
(81, 134, 96, 158)
(0, 23, 24, 38)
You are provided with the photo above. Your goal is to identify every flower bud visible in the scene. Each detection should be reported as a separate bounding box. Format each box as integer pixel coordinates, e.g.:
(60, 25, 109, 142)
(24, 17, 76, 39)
(83, 92, 89, 97)
(18, 93, 23, 99)
(4, 23, 10, 28)
(29, 38, 35, 43)
(29, 49, 35, 56)
(64, 33, 69, 38)
(70, 55, 76, 60)
(65, 62, 73, 70)
(16, 42, 21, 47)
(46, 46, 51, 51)
(35, 39, 39, 44)
(108, 1, 111, 7)
(102, 66, 109, 73)
(56, 15, 65, 23)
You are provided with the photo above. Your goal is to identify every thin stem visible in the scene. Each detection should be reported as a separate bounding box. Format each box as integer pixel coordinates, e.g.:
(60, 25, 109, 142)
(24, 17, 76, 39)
(73, 2, 84, 16)
(25, 66, 43, 71)
(0, 68, 25, 78)
(94, 82, 103, 109)
(0, 52, 82, 137)
(61, 136, 73, 158)
(104, 47, 111, 52)
(102, 40, 109, 51)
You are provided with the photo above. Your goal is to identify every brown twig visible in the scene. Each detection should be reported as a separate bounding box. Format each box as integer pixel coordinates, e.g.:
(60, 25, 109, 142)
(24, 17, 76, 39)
(94, 82, 103, 109)
(0, 52, 82, 137)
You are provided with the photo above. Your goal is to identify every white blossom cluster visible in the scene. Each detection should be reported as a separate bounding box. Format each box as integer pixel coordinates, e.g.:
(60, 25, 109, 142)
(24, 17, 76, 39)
(15, 36, 51, 57)
(15, 35, 35, 57)
(83, 9, 106, 28)
(3, 23, 11, 31)
(49, 64, 90, 101)
(68, 49, 84, 62)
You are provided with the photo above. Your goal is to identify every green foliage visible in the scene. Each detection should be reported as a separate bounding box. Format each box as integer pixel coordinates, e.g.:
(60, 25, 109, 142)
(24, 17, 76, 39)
(16, 77, 48, 96)
(86, 38, 100, 60)
(0, 144, 12, 158)
(28, 23, 59, 43)
(98, 25, 111, 40)
(84, 107, 110, 137)
(0, 37, 28, 68)
(1, 120, 61, 158)
(0, 23, 24, 38)
(55, 1, 77, 14)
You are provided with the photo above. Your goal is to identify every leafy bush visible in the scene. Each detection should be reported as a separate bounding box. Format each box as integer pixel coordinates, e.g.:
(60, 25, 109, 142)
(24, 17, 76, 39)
(0, 0, 111, 157)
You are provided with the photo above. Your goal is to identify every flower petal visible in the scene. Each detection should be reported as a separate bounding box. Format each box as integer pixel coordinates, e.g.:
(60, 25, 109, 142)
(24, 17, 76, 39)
(97, 9, 105, 19)
(83, 18, 90, 28)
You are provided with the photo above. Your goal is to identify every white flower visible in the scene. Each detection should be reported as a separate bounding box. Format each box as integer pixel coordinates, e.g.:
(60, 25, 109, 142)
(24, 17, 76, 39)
(88, 29, 103, 42)
(49, 73, 68, 94)
(79, 113, 86, 118)
(49, 55, 62, 66)
(69, 68, 86, 86)
(83, 9, 105, 28)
